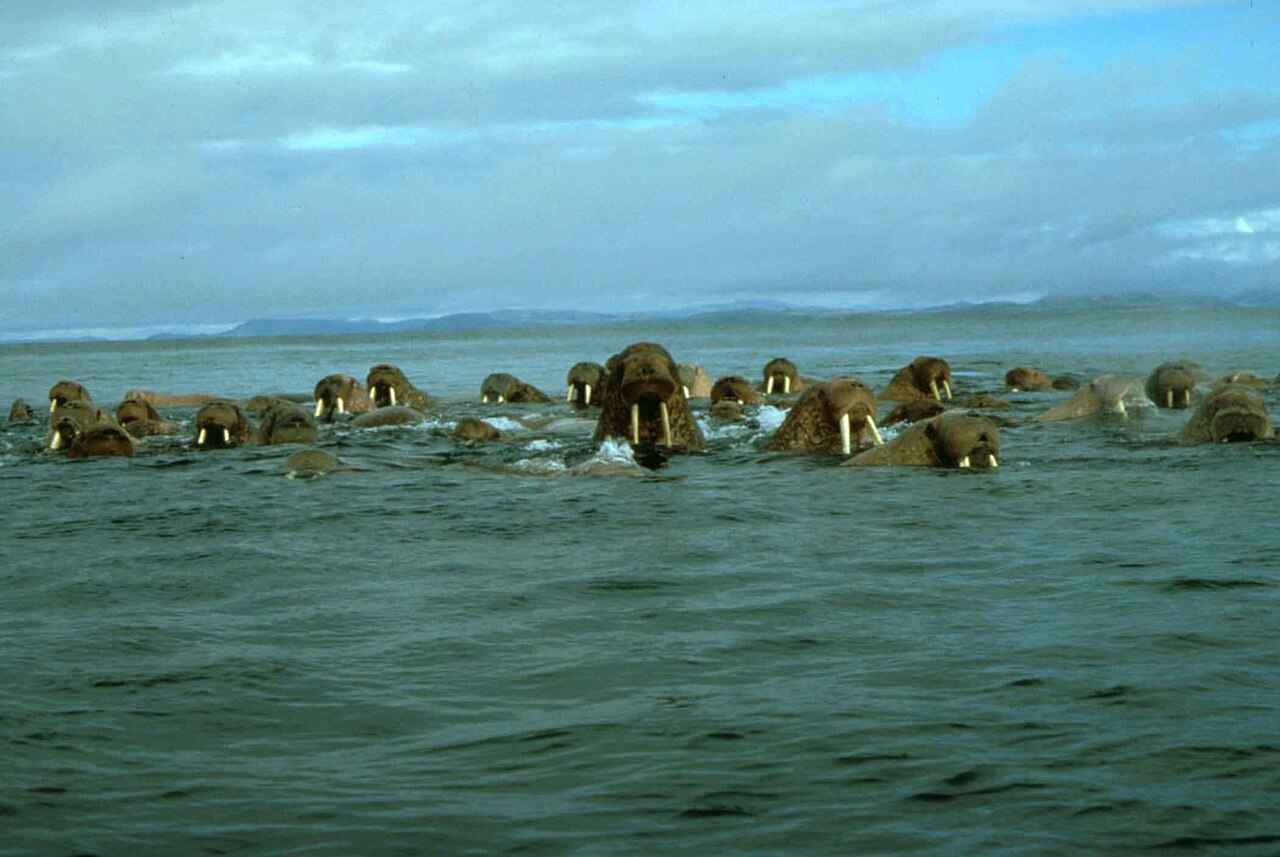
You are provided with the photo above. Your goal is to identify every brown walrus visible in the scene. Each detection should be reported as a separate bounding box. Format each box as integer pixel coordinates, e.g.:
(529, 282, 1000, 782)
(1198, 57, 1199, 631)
(593, 342, 705, 452)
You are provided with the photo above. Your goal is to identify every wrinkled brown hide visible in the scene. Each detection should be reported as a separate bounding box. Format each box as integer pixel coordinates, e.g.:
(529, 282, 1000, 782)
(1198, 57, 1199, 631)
(9, 399, 35, 422)
(710, 376, 766, 406)
(454, 418, 503, 441)
(68, 421, 135, 459)
(882, 399, 946, 427)
(123, 390, 217, 408)
(1004, 367, 1054, 391)
(116, 397, 179, 438)
(194, 400, 253, 449)
(256, 401, 320, 445)
(367, 364, 433, 411)
(882, 357, 953, 402)
(765, 377, 879, 454)
(593, 342, 705, 451)
(313, 374, 374, 422)
(1179, 385, 1274, 444)
(350, 406, 425, 428)
(480, 373, 552, 404)
(1217, 370, 1267, 390)
(846, 413, 1000, 468)
(566, 362, 606, 408)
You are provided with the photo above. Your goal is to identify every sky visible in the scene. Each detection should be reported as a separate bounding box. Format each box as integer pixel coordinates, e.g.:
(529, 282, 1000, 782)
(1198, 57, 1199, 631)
(2, 0, 1278, 337)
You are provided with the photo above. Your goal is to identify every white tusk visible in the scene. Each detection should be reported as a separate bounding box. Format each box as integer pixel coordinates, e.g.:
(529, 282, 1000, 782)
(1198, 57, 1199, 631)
(222, 428, 230, 444)
(867, 415, 884, 445)
(314, 400, 324, 417)
(584, 384, 591, 404)
(50, 432, 64, 450)
(766, 377, 775, 395)
(988, 455, 998, 468)
(682, 386, 690, 399)
(840, 413, 852, 455)
(930, 380, 941, 400)
(49, 399, 58, 412)
(783, 377, 791, 394)
(481, 394, 489, 403)
(660, 401, 673, 447)
(198, 428, 207, 446)
(943, 380, 952, 400)
(567, 386, 574, 402)
(1182, 389, 1190, 407)
(1166, 390, 1173, 408)
(337, 397, 345, 414)
(959, 456, 971, 468)
(389, 388, 396, 406)
(1117, 400, 1127, 417)
(630, 403, 640, 445)
(736, 399, 744, 405)
(497, 394, 505, 403)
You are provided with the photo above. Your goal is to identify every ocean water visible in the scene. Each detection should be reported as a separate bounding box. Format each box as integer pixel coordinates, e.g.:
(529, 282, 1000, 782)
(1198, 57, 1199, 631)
(2, 305, 1278, 854)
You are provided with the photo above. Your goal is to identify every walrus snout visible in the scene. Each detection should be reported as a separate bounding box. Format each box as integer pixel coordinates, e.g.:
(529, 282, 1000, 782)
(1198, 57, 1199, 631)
(1211, 408, 1270, 443)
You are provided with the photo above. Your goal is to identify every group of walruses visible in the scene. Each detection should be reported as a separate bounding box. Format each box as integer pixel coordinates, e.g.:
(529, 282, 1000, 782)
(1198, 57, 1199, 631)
(10, 343, 1276, 469)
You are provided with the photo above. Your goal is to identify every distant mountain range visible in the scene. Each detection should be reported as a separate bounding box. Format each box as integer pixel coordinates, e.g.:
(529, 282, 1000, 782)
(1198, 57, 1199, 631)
(4, 293, 1276, 345)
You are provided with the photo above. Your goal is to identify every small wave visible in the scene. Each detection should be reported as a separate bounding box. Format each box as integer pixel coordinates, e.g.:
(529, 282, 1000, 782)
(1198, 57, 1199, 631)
(523, 439, 562, 452)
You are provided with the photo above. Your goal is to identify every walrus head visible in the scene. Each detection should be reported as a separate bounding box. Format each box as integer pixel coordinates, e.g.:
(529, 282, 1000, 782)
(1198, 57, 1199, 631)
(1200, 385, 1273, 443)
(611, 343, 682, 446)
(928, 413, 1000, 468)
(48, 380, 91, 412)
(194, 400, 250, 449)
(762, 357, 799, 395)
(68, 422, 135, 459)
(710, 375, 761, 406)
(910, 356, 953, 401)
(45, 401, 103, 451)
(314, 374, 367, 422)
(258, 402, 319, 445)
(367, 364, 409, 408)
(822, 377, 882, 453)
(566, 362, 605, 407)
(116, 397, 161, 425)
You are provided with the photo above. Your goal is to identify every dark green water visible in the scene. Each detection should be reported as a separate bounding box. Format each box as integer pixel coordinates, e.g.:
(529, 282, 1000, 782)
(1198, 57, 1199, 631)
(2, 307, 1278, 854)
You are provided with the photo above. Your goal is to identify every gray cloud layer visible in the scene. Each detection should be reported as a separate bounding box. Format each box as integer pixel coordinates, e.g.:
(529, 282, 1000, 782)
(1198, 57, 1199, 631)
(2, 1, 1277, 333)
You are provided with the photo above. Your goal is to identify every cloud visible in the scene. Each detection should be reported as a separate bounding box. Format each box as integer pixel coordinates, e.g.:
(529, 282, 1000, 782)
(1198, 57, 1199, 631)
(1, 0, 1278, 332)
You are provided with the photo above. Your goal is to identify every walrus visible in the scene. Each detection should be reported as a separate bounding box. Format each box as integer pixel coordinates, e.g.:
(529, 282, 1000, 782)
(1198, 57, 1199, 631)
(761, 357, 804, 395)
(566, 362, 606, 408)
(45, 401, 106, 451)
(193, 400, 253, 449)
(366, 364, 432, 411)
(115, 397, 180, 438)
(882, 399, 946, 427)
(1178, 384, 1274, 444)
(8, 399, 35, 422)
(593, 342, 705, 452)
(480, 373, 552, 404)
(881, 356, 953, 402)
(122, 390, 217, 408)
(453, 417, 503, 441)
(284, 448, 343, 477)
(1033, 375, 1147, 422)
(350, 406, 425, 428)
(710, 376, 766, 406)
(48, 380, 92, 412)
(677, 364, 713, 399)
(1145, 360, 1202, 409)
(1004, 367, 1055, 392)
(765, 376, 883, 455)
(313, 374, 374, 422)
(68, 420, 135, 459)
(1217, 370, 1268, 390)
(845, 413, 1000, 468)
(255, 400, 320, 445)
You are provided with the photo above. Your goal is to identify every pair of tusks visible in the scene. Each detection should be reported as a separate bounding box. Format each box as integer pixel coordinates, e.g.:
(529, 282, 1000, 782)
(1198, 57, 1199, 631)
(196, 427, 232, 445)
(1165, 389, 1191, 408)
(630, 401, 673, 446)
(765, 376, 792, 395)
(313, 396, 347, 416)
(957, 455, 999, 468)
(928, 380, 954, 401)
(566, 384, 592, 403)
(839, 413, 884, 455)
(481, 393, 506, 403)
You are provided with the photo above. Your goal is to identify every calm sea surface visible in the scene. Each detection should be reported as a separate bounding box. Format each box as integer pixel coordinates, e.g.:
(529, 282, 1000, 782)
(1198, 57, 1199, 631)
(2, 306, 1278, 854)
